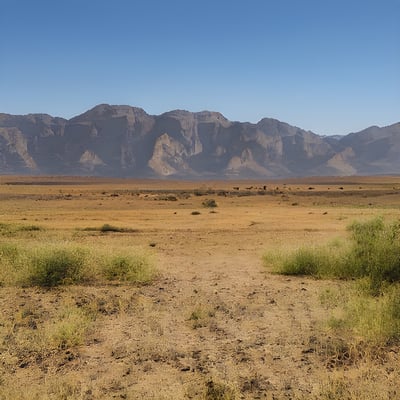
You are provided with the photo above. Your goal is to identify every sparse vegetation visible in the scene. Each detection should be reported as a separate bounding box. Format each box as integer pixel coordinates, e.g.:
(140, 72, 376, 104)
(267, 217, 400, 349)
(0, 242, 154, 287)
(205, 379, 236, 400)
(0, 222, 43, 236)
(0, 299, 96, 370)
(189, 305, 215, 329)
(101, 223, 137, 233)
(47, 305, 93, 349)
(82, 223, 138, 233)
(2, 177, 400, 399)
(26, 245, 89, 287)
(276, 246, 342, 277)
(101, 253, 155, 283)
(100, 223, 125, 233)
(346, 218, 400, 294)
(328, 284, 400, 345)
(269, 217, 400, 294)
(202, 198, 218, 208)
(156, 194, 178, 201)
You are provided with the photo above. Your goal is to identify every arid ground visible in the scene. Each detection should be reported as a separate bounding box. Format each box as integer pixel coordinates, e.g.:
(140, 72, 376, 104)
(1, 176, 400, 399)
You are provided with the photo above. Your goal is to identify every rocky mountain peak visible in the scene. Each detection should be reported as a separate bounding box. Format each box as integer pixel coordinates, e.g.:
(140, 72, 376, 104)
(0, 105, 398, 178)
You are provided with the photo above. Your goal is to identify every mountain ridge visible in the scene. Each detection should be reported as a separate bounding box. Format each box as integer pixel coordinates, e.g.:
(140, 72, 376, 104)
(0, 104, 398, 178)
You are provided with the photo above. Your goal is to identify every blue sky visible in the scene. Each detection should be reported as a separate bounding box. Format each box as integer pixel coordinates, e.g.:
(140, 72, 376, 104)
(1, 0, 399, 135)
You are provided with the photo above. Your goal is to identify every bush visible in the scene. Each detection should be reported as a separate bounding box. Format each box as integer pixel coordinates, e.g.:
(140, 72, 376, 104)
(0, 243, 90, 287)
(0, 242, 155, 287)
(202, 199, 218, 208)
(101, 253, 155, 284)
(280, 247, 329, 276)
(268, 217, 400, 293)
(345, 218, 400, 294)
(27, 246, 89, 287)
(100, 224, 125, 233)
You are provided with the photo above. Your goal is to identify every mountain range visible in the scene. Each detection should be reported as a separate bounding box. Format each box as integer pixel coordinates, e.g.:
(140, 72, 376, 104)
(0, 104, 399, 178)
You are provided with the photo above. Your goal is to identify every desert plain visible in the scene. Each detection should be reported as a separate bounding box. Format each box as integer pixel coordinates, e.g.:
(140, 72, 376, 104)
(0, 175, 400, 399)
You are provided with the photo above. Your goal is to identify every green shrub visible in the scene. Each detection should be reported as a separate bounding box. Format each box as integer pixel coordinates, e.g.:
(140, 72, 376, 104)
(27, 246, 89, 287)
(268, 218, 400, 293)
(0, 241, 155, 287)
(345, 218, 400, 294)
(101, 253, 155, 283)
(275, 244, 346, 278)
(280, 247, 327, 276)
(0, 243, 90, 287)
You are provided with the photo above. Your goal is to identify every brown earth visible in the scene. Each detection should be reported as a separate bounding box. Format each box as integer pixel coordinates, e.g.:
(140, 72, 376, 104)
(0, 176, 400, 399)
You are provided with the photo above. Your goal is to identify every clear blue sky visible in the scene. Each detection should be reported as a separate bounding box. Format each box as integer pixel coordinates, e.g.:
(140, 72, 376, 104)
(1, 0, 399, 135)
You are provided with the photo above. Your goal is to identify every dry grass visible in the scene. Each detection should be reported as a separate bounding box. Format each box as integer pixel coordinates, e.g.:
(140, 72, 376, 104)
(0, 176, 400, 399)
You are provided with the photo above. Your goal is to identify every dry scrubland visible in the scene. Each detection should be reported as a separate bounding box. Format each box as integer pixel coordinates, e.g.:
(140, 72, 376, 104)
(0, 176, 400, 399)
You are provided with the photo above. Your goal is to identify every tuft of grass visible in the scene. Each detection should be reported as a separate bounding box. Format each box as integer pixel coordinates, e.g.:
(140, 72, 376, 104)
(268, 243, 346, 278)
(191, 211, 201, 215)
(101, 253, 155, 284)
(25, 245, 89, 287)
(188, 305, 215, 329)
(205, 379, 236, 400)
(47, 305, 93, 349)
(278, 247, 330, 276)
(0, 242, 20, 260)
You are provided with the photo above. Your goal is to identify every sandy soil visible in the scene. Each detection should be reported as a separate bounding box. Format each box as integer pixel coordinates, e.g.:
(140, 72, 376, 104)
(0, 176, 400, 399)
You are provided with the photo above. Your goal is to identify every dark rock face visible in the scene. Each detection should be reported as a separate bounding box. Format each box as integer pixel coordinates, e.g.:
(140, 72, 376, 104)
(0, 104, 398, 177)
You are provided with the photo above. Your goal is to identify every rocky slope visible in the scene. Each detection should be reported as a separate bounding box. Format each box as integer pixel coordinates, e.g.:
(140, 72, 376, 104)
(0, 104, 398, 177)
